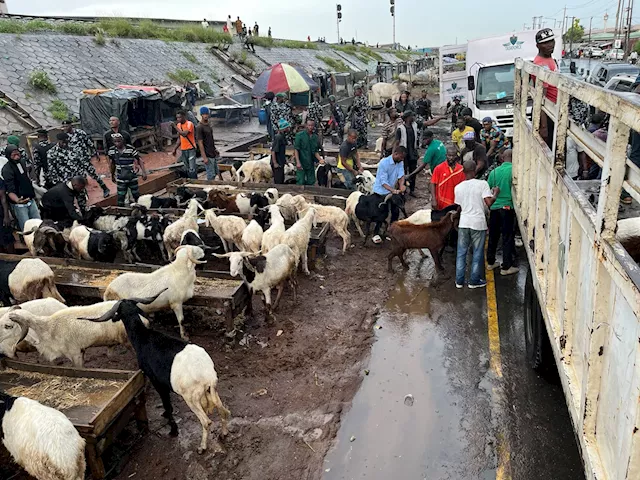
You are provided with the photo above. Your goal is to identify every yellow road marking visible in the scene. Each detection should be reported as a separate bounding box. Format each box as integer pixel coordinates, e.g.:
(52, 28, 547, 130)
(486, 262, 512, 479)
(486, 267, 503, 378)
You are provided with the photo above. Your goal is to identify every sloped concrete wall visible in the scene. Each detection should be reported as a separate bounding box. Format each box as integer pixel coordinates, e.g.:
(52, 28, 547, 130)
(0, 31, 422, 136)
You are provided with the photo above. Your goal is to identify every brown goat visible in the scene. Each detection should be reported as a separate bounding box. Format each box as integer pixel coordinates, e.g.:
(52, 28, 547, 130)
(387, 210, 458, 272)
(205, 191, 240, 213)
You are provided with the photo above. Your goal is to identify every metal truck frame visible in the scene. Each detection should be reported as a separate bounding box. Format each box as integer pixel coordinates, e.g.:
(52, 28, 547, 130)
(513, 58, 640, 480)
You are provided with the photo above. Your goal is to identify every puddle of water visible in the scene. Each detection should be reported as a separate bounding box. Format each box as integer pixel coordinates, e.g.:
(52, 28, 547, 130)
(323, 276, 471, 480)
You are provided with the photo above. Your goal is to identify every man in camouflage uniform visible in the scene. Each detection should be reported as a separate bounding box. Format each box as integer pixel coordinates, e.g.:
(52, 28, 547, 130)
(349, 84, 370, 149)
(46, 132, 93, 211)
(307, 94, 324, 134)
(446, 96, 466, 133)
(329, 95, 346, 143)
(62, 119, 111, 198)
(31, 129, 54, 186)
(270, 93, 294, 144)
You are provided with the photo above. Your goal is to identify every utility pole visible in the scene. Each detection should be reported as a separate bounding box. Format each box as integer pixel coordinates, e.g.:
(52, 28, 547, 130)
(336, 4, 342, 43)
(390, 0, 396, 49)
(561, 6, 567, 52)
(614, 0, 623, 44)
(589, 17, 593, 42)
(569, 16, 575, 55)
(624, 1, 634, 59)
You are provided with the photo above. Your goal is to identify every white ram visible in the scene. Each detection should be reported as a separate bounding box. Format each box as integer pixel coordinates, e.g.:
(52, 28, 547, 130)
(291, 195, 351, 252)
(204, 209, 247, 253)
(163, 199, 201, 260)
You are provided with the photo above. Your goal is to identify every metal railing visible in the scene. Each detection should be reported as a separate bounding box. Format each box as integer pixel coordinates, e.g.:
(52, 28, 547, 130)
(513, 58, 640, 480)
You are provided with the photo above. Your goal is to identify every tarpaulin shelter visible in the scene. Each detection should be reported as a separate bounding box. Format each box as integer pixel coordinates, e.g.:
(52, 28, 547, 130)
(79, 86, 184, 137)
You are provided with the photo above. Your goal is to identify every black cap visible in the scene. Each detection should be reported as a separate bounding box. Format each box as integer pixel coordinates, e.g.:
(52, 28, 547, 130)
(56, 132, 69, 141)
(37, 129, 48, 135)
(402, 110, 415, 119)
(61, 119, 73, 125)
(536, 28, 555, 44)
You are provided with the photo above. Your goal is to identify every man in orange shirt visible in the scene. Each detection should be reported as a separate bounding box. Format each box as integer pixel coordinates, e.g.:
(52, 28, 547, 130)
(431, 145, 464, 211)
(172, 110, 198, 179)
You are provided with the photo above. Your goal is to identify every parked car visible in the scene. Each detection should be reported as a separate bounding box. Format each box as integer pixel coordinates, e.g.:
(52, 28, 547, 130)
(603, 74, 636, 92)
(605, 48, 625, 60)
(586, 61, 640, 87)
(587, 46, 604, 58)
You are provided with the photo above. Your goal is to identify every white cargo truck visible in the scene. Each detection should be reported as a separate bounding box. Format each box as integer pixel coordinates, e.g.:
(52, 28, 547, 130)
(467, 30, 562, 136)
(513, 58, 640, 480)
(439, 43, 468, 107)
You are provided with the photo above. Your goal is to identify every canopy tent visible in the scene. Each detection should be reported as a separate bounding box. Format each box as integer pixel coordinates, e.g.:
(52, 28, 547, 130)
(79, 86, 184, 137)
(252, 63, 319, 98)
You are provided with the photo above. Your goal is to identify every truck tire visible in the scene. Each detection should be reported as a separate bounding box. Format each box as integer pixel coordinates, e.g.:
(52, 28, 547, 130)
(524, 271, 551, 370)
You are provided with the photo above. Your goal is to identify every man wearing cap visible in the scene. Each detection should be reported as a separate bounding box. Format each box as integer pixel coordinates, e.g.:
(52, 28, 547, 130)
(63, 120, 111, 198)
(5, 136, 29, 168)
(349, 83, 370, 149)
(107, 134, 147, 207)
(294, 119, 323, 185)
(103, 116, 131, 152)
(45, 133, 73, 189)
(2, 145, 40, 230)
(172, 110, 198, 179)
(271, 119, 290, 184)
(446, 96, 465, 132)
(329, 95, 346, 143)
(196, 107, 222, 181)
(32, 129, 54, 186)
(270, 93, 293, 144)
(395, 110, 419, 196)
(461, 131, 488, 178)
(462, 108, 483, 142)
(480, 117, 510, 165)
(533, 28, 558, 147)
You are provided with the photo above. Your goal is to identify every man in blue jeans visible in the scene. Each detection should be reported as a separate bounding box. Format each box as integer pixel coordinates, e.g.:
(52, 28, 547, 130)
(2, 145, 40, 230)
(454, 160, 499, 288)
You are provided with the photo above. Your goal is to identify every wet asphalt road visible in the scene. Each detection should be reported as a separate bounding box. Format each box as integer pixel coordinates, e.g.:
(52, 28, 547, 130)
(322, 249, 585, 480)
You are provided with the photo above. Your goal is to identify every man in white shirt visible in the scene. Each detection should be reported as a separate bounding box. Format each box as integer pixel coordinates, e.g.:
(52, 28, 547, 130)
(454, 160, 499, 289)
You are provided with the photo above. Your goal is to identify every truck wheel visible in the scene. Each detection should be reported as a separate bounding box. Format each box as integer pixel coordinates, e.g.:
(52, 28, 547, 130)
(524, 272, 551, 370)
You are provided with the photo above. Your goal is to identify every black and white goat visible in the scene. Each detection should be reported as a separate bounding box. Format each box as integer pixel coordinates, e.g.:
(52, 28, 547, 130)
(346, 191, 407, 245)
(175, 186, 207, 206)
(0, 392, 86, 480)
(135, 194, 179, 209)
(81, 293, 230, 454)
(68, 224, 124, 263)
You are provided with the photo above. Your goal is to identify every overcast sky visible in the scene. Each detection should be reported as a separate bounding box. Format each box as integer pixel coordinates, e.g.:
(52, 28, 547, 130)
(9, 0, 623, 47)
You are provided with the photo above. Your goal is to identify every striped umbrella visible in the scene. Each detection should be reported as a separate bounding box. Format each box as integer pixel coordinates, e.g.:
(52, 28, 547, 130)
(252, 63, 319, 98)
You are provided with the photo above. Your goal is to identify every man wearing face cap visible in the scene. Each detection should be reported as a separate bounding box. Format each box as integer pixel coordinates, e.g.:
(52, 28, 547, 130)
(460, 130, 488, 179)
(2, 145, 40, 230)
(533, 28, 558, 148)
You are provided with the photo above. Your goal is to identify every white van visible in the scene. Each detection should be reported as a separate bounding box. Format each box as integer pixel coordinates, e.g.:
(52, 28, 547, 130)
(466, 29, 562, 137)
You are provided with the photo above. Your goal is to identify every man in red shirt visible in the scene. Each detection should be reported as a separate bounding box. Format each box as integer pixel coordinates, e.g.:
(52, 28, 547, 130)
(431, 145, 464, 211)
(533, 28, 557, 148)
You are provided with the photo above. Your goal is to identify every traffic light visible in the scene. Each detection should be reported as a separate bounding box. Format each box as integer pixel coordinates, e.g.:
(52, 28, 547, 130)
(338, 12, 342, 19)
(337, 4, 342, 10)
(337, 4, 342, 21)
(390, 6, 395, 15)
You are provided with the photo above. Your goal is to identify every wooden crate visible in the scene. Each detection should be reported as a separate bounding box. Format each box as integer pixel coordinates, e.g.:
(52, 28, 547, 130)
(0, 358, 147, 479)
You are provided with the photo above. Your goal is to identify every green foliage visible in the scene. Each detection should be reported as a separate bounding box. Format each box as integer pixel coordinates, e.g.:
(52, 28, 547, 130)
(0, 99, 7, 108)
(355, 54, 370, 64)
(93, 31, 106, 46)
(564, 18, 585, 43)
(334, 44, 357, 54)
(167, 69, 198, 84)
(634, 42, 640, 54)
(360, 46, 383, 61)
(200, 81, 214, 96)
(181, 51, 200, 64)
(316, 55, 349, 72)
(395, 51, 412, 62)
(28, 70, 56, 94)
(252, 36, 275, 48)
(230, 51, 240, 61)
(245, 59, 256, 71)
(209, 70, 220, 82)
(0, 18, 232, 45)
(239, 50, 248, 64)
(47, 99, 70, 121)
(276, 39, 317, 50)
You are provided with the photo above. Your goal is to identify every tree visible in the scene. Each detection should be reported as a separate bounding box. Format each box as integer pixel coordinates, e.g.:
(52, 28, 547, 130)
(564, 18, 585, 43)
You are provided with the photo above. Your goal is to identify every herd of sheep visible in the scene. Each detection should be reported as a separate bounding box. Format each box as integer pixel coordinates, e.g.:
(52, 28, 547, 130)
(0, 180, 457, 480)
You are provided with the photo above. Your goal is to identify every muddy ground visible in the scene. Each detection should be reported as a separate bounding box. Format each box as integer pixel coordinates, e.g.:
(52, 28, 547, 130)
(4, 96, 445, 480)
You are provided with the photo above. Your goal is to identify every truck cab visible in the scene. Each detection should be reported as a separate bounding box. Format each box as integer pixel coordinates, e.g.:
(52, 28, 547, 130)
(466, 30, 562, 137)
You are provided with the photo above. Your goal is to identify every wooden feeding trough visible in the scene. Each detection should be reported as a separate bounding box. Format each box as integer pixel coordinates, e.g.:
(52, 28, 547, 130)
(0, 253, 250, 332)
(248, 144, 381, 167)
(0, 358, 146, 479)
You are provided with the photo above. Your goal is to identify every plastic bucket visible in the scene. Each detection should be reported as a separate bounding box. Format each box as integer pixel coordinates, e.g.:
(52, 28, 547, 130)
(258, 109, 268, 125)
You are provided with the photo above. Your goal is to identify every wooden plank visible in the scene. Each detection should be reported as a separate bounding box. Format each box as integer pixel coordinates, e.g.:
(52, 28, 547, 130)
(91, 371, 145, 436)
(249, 144, 381, 163)
(1, 358, 136, 381)
(92, 170, 179, 208)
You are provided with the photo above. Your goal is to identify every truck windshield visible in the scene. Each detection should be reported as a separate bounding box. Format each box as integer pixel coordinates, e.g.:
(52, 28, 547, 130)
(477, 64, 514, 103)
